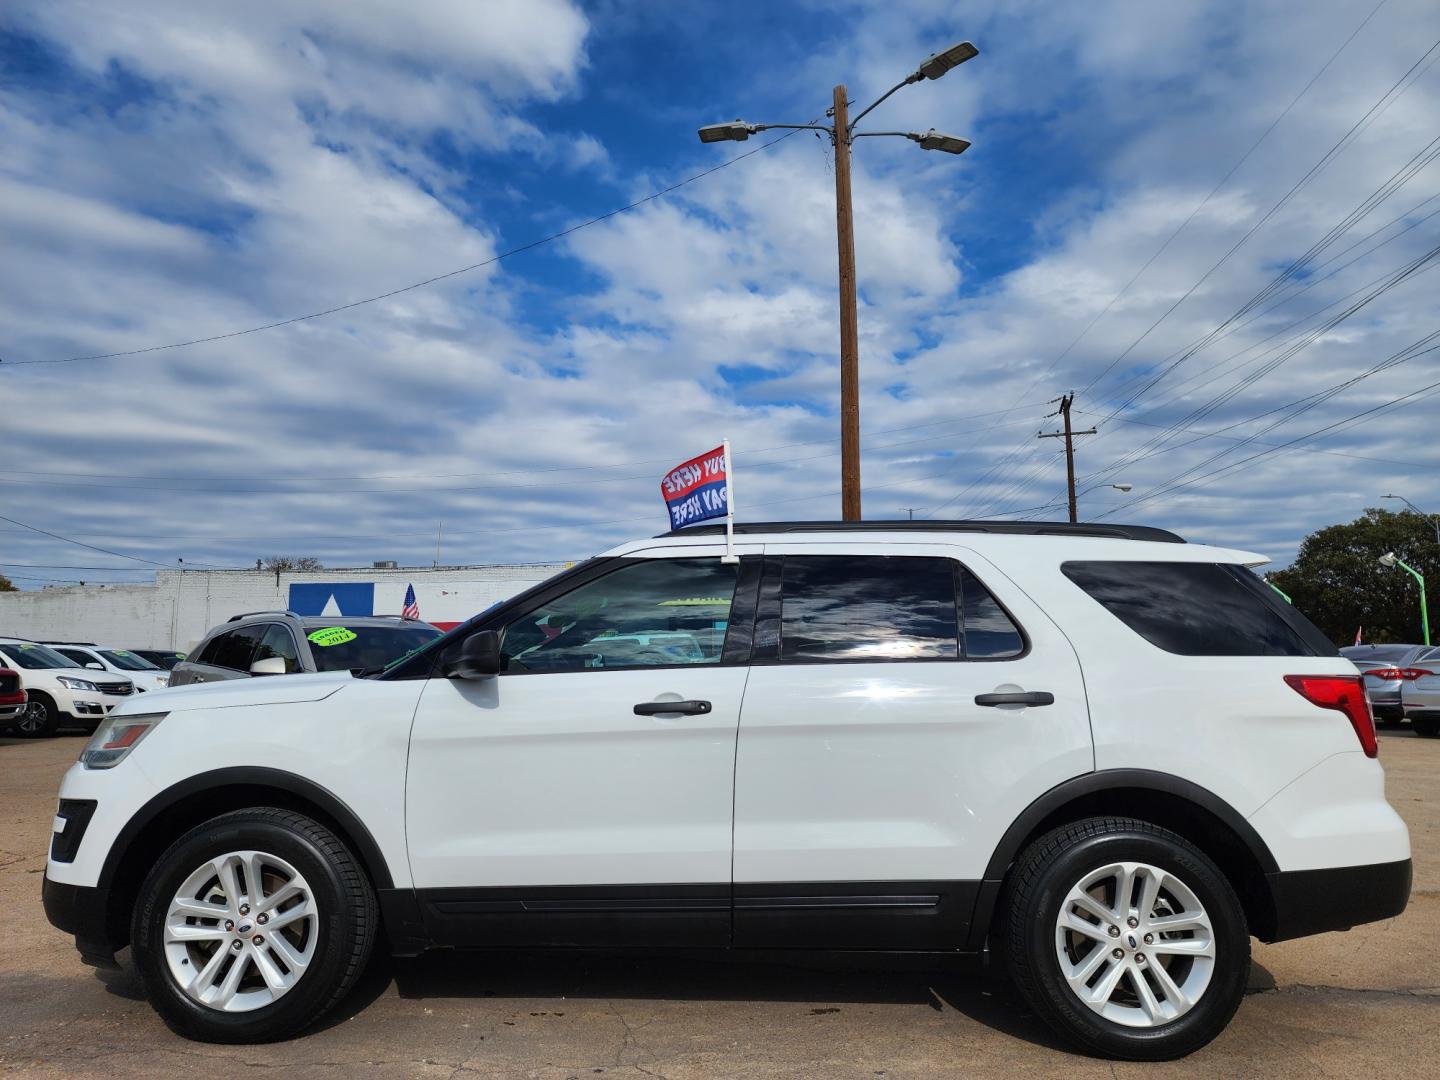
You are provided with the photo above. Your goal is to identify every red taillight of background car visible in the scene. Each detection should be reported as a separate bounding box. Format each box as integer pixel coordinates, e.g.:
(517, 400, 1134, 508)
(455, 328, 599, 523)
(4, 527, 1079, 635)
(1397, 668, 1434, 680)
(1365, 667, 1404, 681)
(1285, 674, 1377, 758)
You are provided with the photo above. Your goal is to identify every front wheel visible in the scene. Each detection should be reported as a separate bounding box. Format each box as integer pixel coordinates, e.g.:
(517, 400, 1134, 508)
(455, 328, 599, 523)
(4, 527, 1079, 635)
(131, 808, 377, 1042)
(15, 693, 57, 738)
(1003, 817, 1250, 1060)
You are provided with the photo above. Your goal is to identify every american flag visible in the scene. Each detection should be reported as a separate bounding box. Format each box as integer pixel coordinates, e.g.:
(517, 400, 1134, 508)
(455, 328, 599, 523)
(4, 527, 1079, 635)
(402, 584, 420, 620)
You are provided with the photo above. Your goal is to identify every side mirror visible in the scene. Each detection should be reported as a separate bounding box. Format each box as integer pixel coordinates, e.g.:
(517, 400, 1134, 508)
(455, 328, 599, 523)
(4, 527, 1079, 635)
(250, 656, 288, 676)
(85, 662, 104, 670)
(450, 630, 501, 679)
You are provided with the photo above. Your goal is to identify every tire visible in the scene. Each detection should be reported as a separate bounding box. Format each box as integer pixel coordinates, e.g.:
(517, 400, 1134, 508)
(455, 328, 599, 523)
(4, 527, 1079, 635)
(15, 692, 58, 738)
(131, 808, 377, 1043)
(1412, 716, 1440, 738)
(1004, 816, 1250, 1061)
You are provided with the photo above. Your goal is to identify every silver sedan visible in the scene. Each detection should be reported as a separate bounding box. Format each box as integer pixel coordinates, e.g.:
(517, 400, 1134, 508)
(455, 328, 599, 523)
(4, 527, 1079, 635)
(1400, 645, 1440, 737)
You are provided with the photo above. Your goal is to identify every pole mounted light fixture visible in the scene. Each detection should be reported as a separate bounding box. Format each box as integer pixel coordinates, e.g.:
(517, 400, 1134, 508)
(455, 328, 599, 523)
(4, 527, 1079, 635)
(1382, 493, 1440, 546)
(697, 38, 979, 521)
(1379, 550, 1431, 646)
(917, 41, 981, 81)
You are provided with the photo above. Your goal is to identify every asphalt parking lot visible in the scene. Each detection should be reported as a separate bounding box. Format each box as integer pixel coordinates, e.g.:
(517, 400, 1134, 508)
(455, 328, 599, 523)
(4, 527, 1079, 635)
(2, 731, 1436, 1079)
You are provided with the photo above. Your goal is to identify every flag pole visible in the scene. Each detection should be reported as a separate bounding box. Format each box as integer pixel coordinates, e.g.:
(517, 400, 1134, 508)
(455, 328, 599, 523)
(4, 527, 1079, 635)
(721, 438, 738, 564)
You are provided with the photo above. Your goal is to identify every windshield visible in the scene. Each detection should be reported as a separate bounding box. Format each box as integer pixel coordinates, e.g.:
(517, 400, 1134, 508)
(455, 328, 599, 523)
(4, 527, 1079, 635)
(0, 642, 77, 669)
(303, 623, 442, 672)
(99, 649, 161, 671)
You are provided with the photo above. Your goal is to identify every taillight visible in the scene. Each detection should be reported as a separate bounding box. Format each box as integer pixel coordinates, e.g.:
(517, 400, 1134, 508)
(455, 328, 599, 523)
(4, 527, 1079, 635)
(1366, 667, 1403, 681)
(1398, 668, 1434, 680)
(1285, 675, 1377, 758)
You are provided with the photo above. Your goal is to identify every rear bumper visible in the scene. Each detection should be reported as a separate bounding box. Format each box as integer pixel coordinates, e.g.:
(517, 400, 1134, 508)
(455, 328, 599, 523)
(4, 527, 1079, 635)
(1263, 858, 1411, 942)
(42, 875, 120, 968)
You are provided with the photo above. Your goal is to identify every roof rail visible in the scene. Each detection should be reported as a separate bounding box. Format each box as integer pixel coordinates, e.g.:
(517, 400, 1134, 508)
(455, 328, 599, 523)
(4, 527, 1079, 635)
(227, 610, 301, 622)
(40, 640, 99, 646)
(655, 519, 1186, 543)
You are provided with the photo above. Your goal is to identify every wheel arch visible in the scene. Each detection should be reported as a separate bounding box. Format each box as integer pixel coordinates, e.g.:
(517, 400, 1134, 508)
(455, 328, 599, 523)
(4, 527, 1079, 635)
(969, 770, 1281, 948)
(97, 767, 396, 952)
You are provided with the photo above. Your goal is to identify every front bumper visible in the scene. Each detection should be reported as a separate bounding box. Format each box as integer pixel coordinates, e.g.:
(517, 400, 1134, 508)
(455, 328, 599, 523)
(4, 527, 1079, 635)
(1263, 858, 1412, 942)
(42, 875, 120, 968)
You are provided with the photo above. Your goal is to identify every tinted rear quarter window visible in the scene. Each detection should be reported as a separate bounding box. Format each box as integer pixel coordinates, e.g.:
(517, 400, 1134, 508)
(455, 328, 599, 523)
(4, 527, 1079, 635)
(1062, 561, 1334, 657)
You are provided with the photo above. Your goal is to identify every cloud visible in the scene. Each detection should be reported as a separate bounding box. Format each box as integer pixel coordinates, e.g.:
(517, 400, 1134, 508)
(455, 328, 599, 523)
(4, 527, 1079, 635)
(1, 0, 1438, 594)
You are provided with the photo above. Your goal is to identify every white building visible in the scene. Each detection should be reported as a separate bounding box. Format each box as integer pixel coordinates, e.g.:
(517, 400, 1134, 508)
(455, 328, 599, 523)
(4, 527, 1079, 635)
(0, 562, 570, 651)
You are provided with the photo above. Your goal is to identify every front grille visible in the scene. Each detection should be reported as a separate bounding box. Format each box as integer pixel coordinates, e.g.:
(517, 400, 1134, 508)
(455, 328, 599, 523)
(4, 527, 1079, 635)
(94, 681, 133, 696)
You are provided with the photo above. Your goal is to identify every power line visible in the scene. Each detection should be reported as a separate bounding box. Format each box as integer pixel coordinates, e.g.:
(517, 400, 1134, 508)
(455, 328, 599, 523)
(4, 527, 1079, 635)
(0, 512, 236, 570)
(923, 3, 1400, 519)
(0, 127, 813, 367)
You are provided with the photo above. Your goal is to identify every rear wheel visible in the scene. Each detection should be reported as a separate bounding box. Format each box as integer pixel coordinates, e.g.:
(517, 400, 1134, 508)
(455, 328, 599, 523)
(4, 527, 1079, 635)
(15, 692, 57, 738)
(1004, 817, 1249, 1060)
(1412, 716, 1440, 738)
(131, 808, 377, 1042)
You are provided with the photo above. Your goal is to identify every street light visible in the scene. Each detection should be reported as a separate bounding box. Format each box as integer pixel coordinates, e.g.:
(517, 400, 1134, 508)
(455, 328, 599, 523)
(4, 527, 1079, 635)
(1379, 551, 1430, 646)
(699, 39, 979, 521)
(1382, 493, 1440, 545)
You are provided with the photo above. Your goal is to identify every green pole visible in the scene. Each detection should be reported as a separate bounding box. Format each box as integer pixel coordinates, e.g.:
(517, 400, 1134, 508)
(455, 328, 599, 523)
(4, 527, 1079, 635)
(1394, 556, 1430, 646)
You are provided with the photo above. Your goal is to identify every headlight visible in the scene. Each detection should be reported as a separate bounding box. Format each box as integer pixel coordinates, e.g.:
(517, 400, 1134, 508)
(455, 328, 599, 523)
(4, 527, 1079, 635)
(56, 676, 99, 692)
(80, 712, 166, 769)
(156, 675, 169, 687)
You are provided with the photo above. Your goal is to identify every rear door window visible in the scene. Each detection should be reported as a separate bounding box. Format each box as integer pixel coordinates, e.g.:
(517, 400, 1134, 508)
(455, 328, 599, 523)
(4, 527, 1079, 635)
(776, 556, 960, 662)
(1062, 561, 1334, 657)
(207, 626, 267, 671)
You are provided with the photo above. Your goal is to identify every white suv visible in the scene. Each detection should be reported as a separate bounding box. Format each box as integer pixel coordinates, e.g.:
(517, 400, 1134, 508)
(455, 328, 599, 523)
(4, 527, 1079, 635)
(0, 638, 137, 736)
(42, 522, 1411, 1059)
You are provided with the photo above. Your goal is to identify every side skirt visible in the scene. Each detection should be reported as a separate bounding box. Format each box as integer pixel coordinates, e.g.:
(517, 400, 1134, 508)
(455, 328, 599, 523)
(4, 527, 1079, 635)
(396, 881, 983, 954)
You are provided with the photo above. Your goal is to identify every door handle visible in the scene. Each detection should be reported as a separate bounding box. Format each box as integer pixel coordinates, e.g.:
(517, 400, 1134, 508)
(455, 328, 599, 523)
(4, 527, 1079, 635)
(974, 691, 1055, 707)
(634, 699, 712, 716)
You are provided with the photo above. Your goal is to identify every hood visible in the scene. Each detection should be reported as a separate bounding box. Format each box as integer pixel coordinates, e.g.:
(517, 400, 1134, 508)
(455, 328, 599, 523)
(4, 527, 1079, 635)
(31, 666, 127, 685)
(121, 670, 354, 713)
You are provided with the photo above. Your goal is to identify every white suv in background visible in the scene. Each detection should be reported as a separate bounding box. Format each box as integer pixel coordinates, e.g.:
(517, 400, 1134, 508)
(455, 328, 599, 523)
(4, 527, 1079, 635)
(42, 522, 1410, 1059)
(45, 643, 171, 693)
(0, 638, 136, 737)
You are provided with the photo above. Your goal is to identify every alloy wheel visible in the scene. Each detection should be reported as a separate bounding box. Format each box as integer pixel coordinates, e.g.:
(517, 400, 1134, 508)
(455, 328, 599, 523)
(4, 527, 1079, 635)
(162, 850, 319, 1013)
(18, 701, 48, 735)
(1054, 860, 1216, 1028)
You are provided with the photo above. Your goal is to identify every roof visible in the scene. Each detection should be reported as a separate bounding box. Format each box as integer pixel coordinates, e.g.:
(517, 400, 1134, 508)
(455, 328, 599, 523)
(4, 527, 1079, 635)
(656, 520, 1186, 544)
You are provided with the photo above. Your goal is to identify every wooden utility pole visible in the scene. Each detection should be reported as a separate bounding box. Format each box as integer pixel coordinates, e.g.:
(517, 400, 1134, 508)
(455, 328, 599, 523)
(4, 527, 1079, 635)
(833, 84, 862, 522)
(1038, 393, 1097, 523)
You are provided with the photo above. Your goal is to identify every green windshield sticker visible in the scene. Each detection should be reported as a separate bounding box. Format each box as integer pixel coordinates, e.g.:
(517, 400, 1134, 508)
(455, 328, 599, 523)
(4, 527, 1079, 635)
(112, 650, 132, 656)
(307, 627, 358, 648)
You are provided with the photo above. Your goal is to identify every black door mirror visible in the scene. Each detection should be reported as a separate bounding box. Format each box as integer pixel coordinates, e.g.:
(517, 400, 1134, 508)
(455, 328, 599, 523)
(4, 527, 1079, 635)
(450, 630, 501, 679)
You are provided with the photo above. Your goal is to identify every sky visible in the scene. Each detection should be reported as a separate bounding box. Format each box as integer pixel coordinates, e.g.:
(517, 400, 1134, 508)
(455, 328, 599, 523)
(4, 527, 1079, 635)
(2, 0, 1439, 588)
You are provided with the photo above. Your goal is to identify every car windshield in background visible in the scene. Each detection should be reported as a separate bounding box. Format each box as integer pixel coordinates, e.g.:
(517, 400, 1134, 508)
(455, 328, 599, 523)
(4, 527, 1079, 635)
(303, 624, 442, 673)
(99, 649, 161, 671)
(0, 643, 78, 669)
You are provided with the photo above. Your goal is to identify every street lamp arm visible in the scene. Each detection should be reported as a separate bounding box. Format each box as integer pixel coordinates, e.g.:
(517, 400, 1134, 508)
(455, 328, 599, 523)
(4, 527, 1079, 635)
(752, 123, 835, 134)
(846, 74, 922, 135)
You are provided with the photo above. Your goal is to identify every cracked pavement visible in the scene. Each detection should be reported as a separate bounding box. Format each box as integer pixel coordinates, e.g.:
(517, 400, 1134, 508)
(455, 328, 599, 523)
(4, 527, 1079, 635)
(2, 731, 1436, 1079)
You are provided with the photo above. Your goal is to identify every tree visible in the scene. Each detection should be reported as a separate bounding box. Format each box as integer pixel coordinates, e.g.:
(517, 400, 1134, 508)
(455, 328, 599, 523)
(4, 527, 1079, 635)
(259, 556, 324, 572)
(1267, 508, 1438, 645)
(0, 573, 15, 592)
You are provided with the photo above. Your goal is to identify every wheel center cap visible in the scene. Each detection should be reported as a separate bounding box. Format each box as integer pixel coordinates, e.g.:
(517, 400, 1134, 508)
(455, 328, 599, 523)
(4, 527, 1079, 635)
(236, 922, 253, 935)
(1127, 933, 1137, 949)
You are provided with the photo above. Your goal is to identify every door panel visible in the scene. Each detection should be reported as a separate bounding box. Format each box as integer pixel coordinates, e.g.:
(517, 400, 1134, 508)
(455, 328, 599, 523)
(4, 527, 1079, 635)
(731, 543, 1092, 949)
(404, 548, 760, 947)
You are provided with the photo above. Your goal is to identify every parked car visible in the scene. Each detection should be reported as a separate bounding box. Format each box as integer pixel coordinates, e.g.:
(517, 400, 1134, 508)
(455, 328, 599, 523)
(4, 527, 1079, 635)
(168, 612, 441, 687)
(44, 521, 1409, 1058)
(1340, 643, 1431, 725)
(44, 643, 171, 693)
(0, 638, 135, 736)
(129, 649, 188, 671)
(0, 669, 27, 735)
(1399, 645, 1440, 737)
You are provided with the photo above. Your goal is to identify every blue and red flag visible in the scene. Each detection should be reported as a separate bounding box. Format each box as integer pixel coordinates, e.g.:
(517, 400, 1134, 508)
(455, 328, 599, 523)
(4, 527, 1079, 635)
(402, 583, 420, 620)
(660, 444, 730, 530)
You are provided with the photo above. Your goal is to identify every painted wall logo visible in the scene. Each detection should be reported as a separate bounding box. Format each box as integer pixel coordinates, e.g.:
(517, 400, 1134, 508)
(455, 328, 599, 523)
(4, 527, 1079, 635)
(287, 583, 375, 617)
(660, 445, 728, 530)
